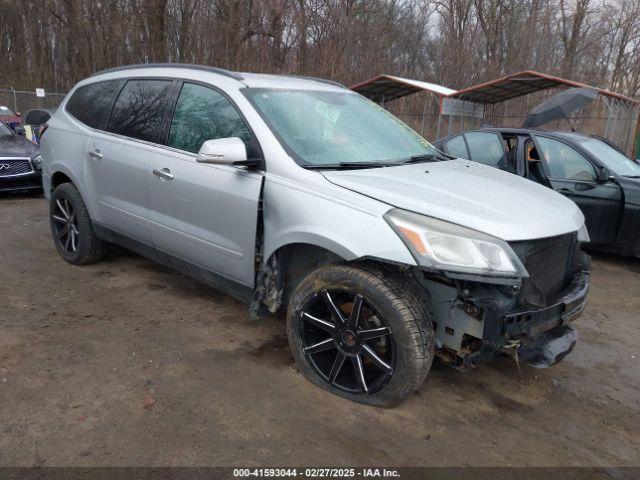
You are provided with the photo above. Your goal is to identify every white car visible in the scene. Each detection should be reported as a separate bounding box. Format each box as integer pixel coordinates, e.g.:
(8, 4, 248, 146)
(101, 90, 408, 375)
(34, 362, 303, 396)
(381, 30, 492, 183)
(40, 64, 590, 406)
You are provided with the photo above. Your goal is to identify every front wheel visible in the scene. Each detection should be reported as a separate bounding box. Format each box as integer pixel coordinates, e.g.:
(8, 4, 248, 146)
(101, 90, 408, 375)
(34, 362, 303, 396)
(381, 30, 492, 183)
(286, 264, 434, 407)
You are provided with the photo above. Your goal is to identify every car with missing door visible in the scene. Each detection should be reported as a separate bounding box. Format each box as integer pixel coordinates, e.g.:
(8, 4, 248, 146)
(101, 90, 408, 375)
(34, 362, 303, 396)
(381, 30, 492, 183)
(434, 128, 640, 258)
(41, 64, 590, 406)
(0, 120, 43, 192)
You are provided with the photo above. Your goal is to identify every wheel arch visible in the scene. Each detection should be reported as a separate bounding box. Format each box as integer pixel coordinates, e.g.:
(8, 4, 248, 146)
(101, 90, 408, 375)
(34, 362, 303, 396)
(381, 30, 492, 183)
(263, 242, 348, 313)
(49, 167, 96, 220)
(51, 170, 75, 190)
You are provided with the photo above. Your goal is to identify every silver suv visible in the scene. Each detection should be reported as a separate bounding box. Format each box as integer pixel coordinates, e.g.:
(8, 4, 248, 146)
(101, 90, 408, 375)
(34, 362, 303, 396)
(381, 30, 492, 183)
(41, 64, 590, 406)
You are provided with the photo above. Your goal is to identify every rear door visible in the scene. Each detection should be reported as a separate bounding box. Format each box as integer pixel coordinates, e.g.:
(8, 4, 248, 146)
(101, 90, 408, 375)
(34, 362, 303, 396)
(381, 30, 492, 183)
(85, 78, 176, 244)
(532, 134, 623, 246)
(148, 81, 263, 287)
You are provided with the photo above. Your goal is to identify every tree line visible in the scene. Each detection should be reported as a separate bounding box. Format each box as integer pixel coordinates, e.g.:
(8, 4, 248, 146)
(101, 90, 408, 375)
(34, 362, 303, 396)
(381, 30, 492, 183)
(1, 0, 639, 98)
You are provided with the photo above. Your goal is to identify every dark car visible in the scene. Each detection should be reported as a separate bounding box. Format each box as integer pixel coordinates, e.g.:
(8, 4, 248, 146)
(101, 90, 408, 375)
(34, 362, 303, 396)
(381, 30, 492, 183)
(0, 120, 43, 192)
(434, 128, 640, 258)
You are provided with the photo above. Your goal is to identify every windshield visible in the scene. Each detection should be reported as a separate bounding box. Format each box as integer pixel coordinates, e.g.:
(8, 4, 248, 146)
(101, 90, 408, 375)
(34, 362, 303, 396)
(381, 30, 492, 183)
(0, 121, 13, 137)
(578, 138, 640, 177)
(0, 106, 15, 117)
(243, 88, 440, 167)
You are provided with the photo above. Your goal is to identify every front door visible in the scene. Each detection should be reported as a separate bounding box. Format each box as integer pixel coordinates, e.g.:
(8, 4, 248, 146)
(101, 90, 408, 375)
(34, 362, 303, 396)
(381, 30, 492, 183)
(532, 135, 623, 246)
(148, 82, 263, 287)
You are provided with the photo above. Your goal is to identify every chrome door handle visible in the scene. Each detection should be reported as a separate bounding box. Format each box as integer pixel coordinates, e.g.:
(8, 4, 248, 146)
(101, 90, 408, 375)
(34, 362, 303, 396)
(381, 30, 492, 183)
(153, 168, 174, 180)
(88, 150, 103, 160)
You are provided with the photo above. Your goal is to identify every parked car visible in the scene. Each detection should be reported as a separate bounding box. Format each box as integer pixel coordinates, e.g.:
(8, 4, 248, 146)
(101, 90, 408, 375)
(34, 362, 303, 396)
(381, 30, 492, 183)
(0, 105, 22, 130)
(0, 120, 43, 192)
(435, 128, 640, 258)
(41, 64, 590, 406)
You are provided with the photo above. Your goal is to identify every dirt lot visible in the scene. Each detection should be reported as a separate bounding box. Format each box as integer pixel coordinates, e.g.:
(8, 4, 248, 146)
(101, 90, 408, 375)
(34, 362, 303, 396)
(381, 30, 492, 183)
(1, 194, 639, 467)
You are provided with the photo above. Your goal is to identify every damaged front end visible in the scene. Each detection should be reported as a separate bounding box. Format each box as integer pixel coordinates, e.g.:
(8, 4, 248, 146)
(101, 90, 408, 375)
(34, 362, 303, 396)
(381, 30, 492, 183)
(413, 232, 590, 369)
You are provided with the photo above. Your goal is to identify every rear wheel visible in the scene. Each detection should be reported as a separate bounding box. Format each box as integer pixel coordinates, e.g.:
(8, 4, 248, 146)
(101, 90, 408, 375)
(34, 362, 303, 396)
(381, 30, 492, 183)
(50, 183, 106, 265)
(287, 264, 434, 407)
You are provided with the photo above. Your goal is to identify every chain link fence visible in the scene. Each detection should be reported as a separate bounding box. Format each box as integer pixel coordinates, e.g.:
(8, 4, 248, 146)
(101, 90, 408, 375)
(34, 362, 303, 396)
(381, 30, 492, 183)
(0, 88, 67, 116)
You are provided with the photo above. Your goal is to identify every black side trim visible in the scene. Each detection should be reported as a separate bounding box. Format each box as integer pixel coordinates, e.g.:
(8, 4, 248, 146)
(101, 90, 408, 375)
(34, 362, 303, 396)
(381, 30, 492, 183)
(89, 63, 244, 81)
(93, 224, 253, 304)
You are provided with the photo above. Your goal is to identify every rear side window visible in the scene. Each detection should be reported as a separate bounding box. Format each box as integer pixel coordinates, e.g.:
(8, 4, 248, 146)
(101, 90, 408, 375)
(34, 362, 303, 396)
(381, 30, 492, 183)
(168, 83, 250, 153)
(66, 80, 124, 130)
(443, 134, 469, 159)
(107, 79, 174, 143)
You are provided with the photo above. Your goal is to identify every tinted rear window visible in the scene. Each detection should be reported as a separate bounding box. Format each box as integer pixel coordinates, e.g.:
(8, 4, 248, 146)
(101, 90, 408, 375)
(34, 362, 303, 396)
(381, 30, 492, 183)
(66, 80, 124, 129)
(107, 79, 174, 143)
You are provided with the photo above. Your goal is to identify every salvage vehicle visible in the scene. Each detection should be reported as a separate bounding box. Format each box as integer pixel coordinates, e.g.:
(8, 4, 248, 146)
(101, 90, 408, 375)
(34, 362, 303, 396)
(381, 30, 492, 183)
(41, 64, 590, 406)
(434, 128, 640, 258)
(0, 119, 43, 192)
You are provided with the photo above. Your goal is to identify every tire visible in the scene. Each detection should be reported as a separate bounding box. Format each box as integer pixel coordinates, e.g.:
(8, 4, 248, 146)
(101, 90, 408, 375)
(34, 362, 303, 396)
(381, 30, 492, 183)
(50, 183, 106, 265)
(286, 263, 434, 407)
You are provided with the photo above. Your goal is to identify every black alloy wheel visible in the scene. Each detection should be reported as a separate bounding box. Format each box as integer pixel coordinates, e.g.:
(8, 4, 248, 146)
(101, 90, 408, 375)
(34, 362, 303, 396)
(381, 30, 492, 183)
(300, 289, 395, 395)
(287, 264, 434, 407)
(50, 183, 107, 265)
(51, 196, 80, 254)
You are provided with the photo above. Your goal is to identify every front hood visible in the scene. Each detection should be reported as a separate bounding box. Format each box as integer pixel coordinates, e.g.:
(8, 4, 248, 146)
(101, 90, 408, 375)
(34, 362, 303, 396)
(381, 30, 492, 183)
(322, 160, 584, 241)
(0, 135, 39, 158)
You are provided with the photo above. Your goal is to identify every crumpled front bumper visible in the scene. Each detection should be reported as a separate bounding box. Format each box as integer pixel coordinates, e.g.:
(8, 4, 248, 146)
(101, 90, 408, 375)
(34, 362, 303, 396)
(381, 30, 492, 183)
(502, 269, 589, 339)
(417, 265, 590, 368)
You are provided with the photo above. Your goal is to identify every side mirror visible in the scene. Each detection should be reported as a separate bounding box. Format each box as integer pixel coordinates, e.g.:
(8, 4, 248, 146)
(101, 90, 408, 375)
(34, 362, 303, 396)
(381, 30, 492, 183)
(196, 137, 260, 167)
(595, 166, 611, 183)
(14, 125, 25, 135)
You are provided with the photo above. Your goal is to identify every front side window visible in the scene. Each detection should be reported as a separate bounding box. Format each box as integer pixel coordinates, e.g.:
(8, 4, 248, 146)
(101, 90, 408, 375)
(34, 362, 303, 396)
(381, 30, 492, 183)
(577, 138, 640, 177)
(536, 136, 596, 181)
(443, 134, 469, 159)
(107, 79, 174, 143)
(168, 83, 250, 154)
(465, 131, 507, 167)
(66, 80, 124, 130)
(243, 89, 439, 166)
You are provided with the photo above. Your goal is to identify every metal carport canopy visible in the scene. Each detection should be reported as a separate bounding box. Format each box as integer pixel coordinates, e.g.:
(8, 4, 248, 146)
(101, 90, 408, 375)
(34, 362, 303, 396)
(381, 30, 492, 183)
(452, 70, 639, 105)
(350, 74, 456, 103)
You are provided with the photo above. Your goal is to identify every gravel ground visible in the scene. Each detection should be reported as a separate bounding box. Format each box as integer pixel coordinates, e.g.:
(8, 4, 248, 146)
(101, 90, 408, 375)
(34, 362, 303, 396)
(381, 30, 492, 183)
(1, 194, 639, 467)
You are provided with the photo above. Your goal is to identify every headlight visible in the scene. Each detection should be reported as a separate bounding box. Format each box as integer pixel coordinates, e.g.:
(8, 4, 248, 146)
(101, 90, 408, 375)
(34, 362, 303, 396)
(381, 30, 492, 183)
(31, 154, 43, 169)
(577, 223, 590, 243)
(385, 209, 527, 277)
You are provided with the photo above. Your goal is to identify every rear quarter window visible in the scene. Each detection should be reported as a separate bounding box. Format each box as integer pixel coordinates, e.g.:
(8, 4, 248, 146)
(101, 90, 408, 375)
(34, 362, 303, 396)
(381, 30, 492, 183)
(65, 80, 125, 130)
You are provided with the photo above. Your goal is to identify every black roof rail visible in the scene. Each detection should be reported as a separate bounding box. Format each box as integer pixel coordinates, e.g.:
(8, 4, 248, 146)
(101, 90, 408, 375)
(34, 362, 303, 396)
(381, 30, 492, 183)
(89, 63, 244, 81)
(278, 74, 345, 88)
